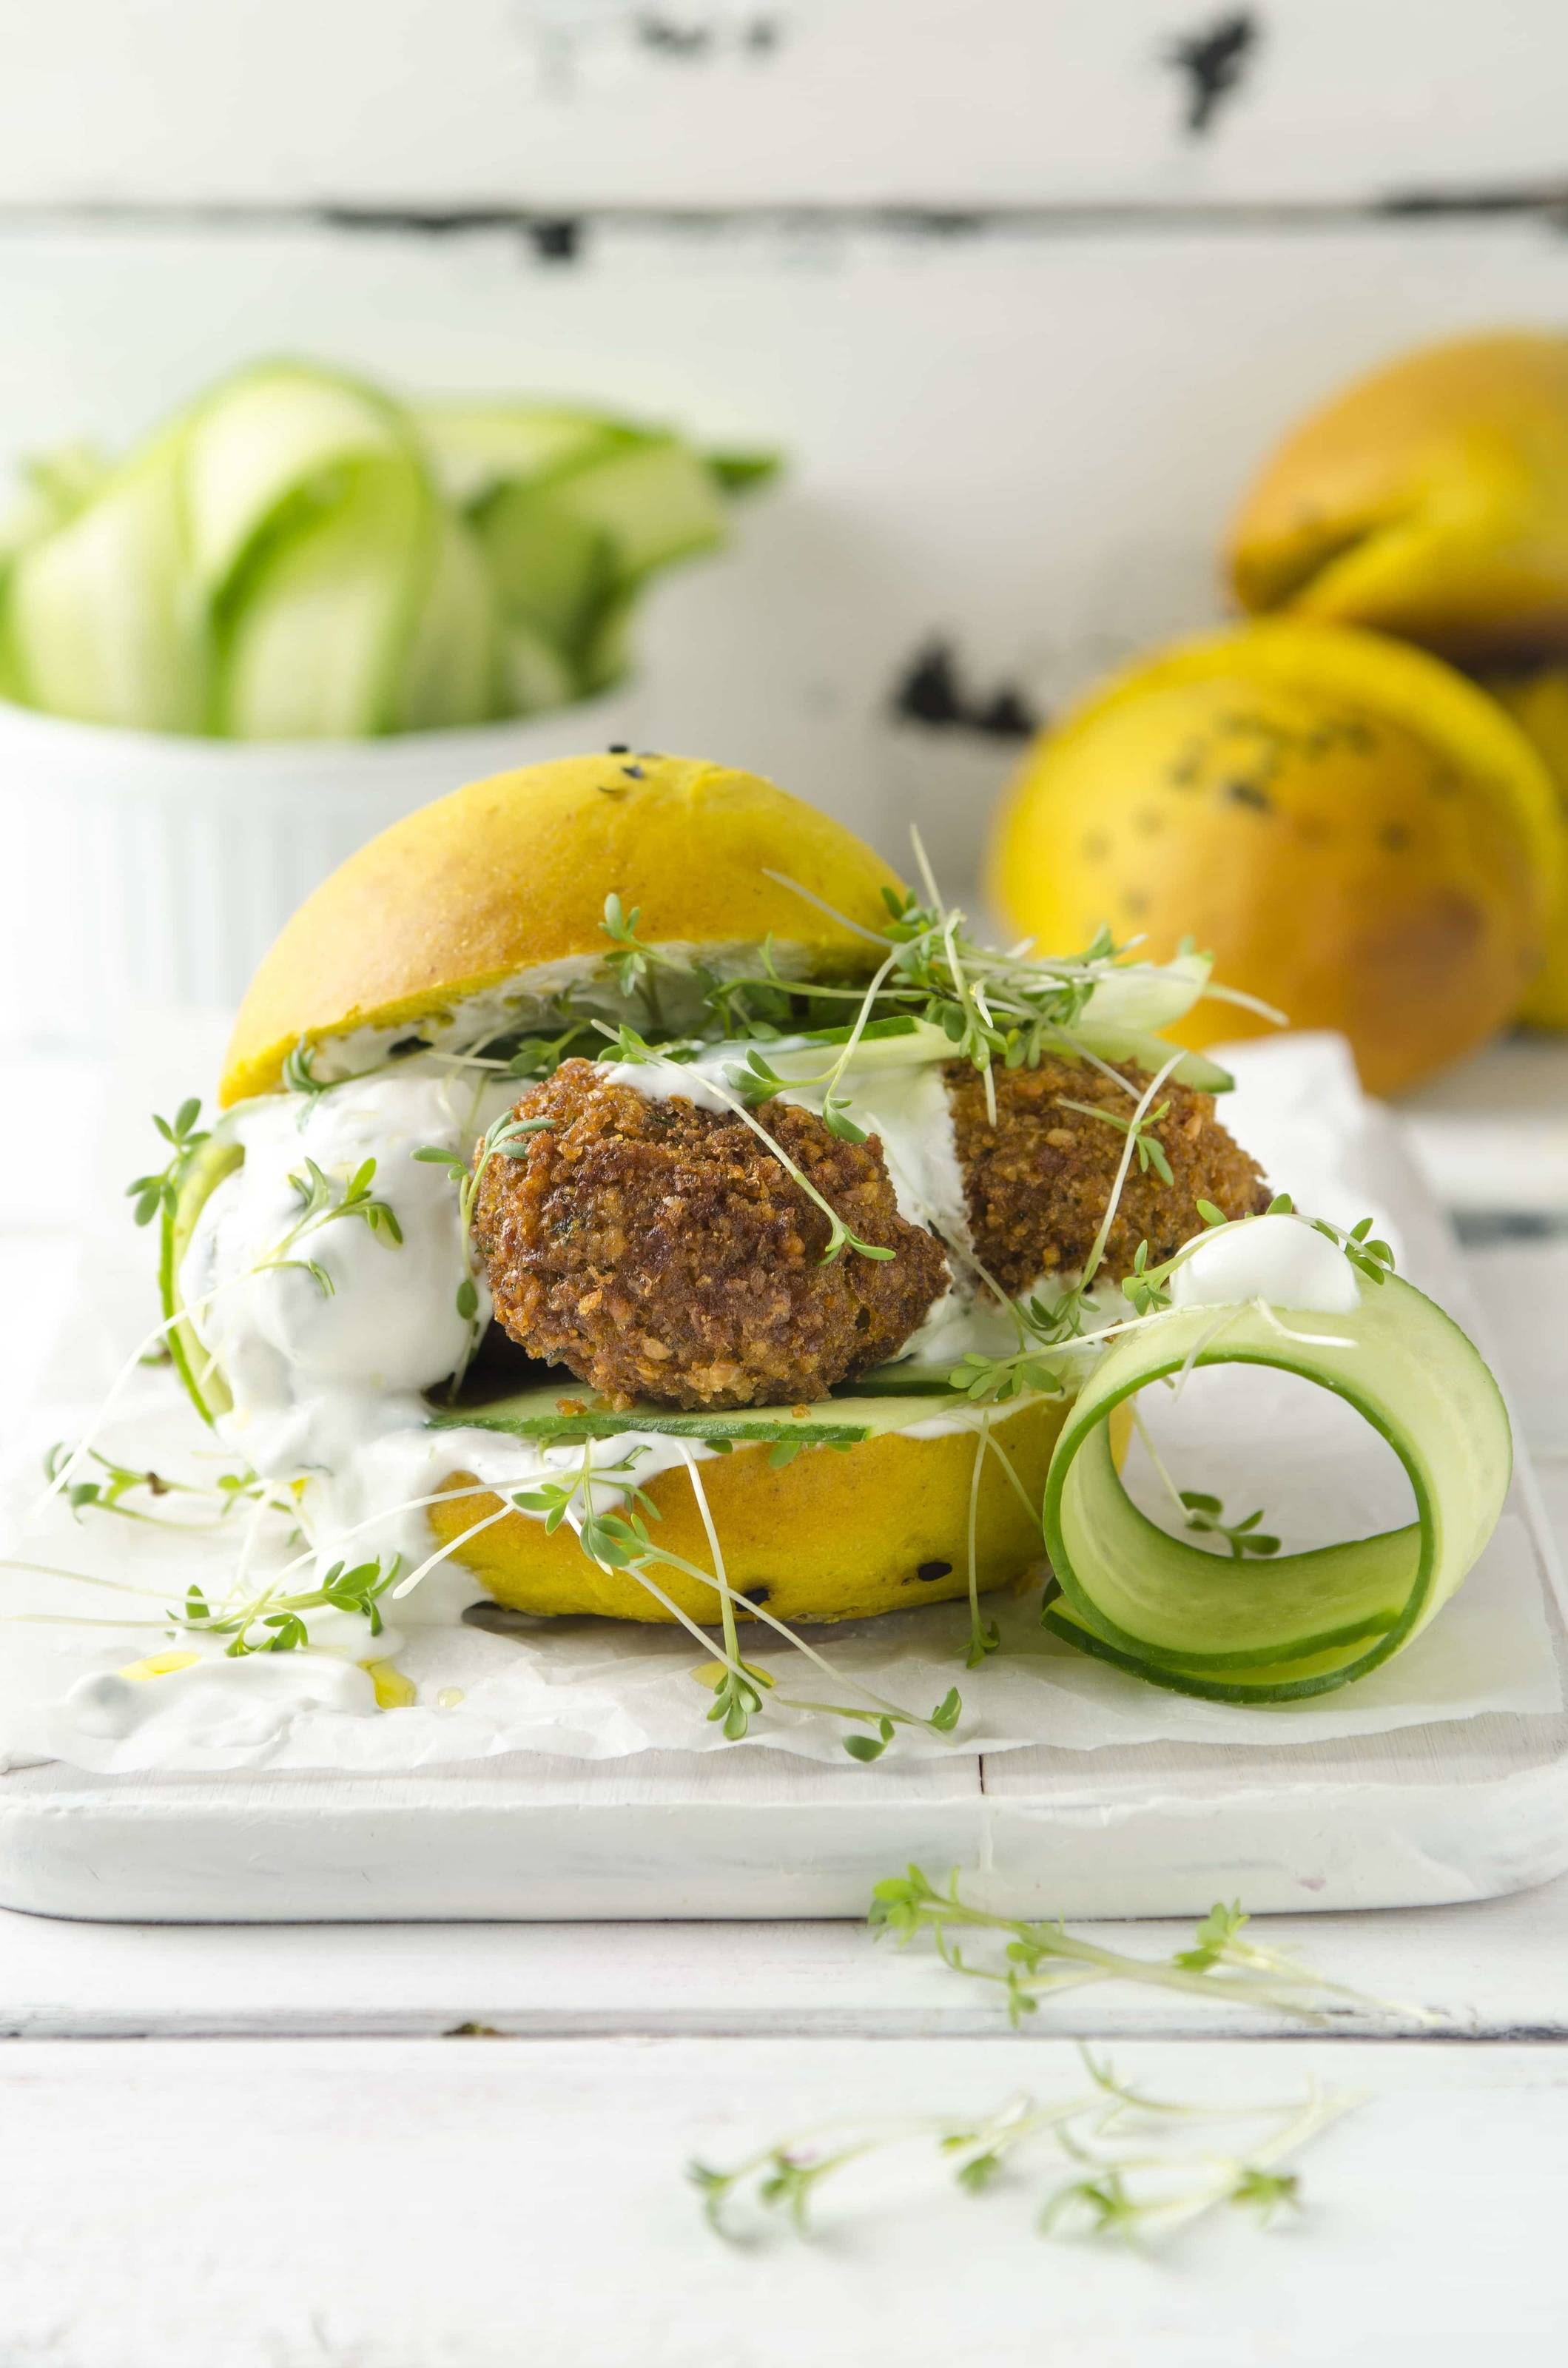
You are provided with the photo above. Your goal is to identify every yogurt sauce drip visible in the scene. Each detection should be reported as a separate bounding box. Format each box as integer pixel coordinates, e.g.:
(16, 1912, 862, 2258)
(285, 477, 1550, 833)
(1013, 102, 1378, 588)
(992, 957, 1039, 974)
(181, 1069, 723, 1621)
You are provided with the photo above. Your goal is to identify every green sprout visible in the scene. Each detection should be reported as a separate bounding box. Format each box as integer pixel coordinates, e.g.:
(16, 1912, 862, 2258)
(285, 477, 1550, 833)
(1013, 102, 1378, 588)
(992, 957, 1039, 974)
(691, 2042, 1354, 2247)
(1055, 1094, 1176, 1185)
(868, 1866, 1431, 2028)
(127, 1097, 207, 1228)
(1178, 1492, 1282, 1560)
(178, 1554, 401, 1658)
(261, 1157, 404, 1298)
(41, 1444, 268, 1530)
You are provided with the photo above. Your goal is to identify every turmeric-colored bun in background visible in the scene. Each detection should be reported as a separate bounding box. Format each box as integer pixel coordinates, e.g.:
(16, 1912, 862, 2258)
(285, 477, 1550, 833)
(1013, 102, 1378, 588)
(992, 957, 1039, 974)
(1228, 332, 1568, 662)
(220, 751, 904, 1105)
(989, 622, 1560, 1097)
(1483, 666, 1568, 1028)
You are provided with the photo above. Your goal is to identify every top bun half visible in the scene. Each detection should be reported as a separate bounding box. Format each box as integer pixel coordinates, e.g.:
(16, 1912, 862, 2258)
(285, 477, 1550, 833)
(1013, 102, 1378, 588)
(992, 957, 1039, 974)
(220, 752, 905, 1106)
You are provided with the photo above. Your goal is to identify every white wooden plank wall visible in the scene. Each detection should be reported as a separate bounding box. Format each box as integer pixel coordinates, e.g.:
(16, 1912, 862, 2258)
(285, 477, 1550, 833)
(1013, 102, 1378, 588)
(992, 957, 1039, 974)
(2, 0, 1564, 206)
(1, 3, 1566, 858)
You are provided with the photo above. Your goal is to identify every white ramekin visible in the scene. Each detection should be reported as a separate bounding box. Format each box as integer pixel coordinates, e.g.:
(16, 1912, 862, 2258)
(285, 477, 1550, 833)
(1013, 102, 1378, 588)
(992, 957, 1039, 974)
(0, 692, 639, 1046)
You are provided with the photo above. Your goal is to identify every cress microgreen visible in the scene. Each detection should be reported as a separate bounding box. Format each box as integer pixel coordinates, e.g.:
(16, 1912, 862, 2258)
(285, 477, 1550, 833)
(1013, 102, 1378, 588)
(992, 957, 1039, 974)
(176, 1553, 401, 1658)
(691, 2043, 1354, 2247)
(41, 1444, 269, 1530)
(868, 1864, 1432, 2027)
(1178, 1491, 1282, 1560)
(599, 892, 690, 1029)
(509, 1436, 962, 1760)
(1055, 1094, 1176, 1185)
(280, 1040, 329, 1097)
(127, 1097, 207, 1228)
(1312, 1212, 1398, 1285)
(260, 1156, 404, 1298)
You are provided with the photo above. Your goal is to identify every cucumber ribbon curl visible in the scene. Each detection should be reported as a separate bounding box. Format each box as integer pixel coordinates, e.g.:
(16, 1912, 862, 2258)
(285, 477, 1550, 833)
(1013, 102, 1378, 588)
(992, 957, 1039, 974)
(1041, 1271, 1512, 1701)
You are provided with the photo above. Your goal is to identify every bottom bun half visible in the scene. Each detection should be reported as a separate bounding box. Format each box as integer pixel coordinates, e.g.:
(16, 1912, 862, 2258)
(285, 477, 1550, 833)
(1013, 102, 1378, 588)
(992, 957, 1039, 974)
(430, 1396, 1129, 1625)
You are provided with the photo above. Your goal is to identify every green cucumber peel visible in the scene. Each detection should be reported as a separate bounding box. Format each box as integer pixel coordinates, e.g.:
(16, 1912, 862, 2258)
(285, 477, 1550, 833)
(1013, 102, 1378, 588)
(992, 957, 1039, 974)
(161, 1125, 245, 1426)
(1064, 1026, 1233, 1093)
(1040, 1271, 1512, 1701)
(429, 1382, 1028, 1447)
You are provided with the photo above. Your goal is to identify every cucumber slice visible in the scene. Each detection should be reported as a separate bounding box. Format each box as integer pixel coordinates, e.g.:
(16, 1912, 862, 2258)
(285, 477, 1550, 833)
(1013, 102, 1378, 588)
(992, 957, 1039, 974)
(473, 481, 616, 662)
(390, 508, 499, 733)
(1040, 1271, 1512, 1701)
(430, 1383, 995, 1447)
(213, 453, 437, 739)
(543, 437, 729, 582)
(1069, 1026, 1234, 1093)
(415, 406, 636, 509)
(161, 1128, 245, 1426)
(838, 1360, 972, 1397)
(793, 1016, 923, 1049)
(0, 428, 207, 730)
(0, 441, 111, 558)
(757, 1015, 1231, 1094)
(1078, 950, 1211, 1036)
(184, 362, 414, 596)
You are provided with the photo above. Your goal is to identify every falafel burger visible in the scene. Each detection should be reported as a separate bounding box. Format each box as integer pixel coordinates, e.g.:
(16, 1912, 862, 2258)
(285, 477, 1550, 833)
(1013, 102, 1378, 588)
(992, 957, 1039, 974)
(152, 751, 1511, 1705)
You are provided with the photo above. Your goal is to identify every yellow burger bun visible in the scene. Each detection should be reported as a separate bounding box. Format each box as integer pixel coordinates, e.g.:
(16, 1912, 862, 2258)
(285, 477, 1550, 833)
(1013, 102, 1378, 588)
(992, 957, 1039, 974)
(429, 1396, 1097, 1626)
(1228, 331, 1568, 661)
(220, 750, 904, 1106)
(1482, 665, 1568, 1027)
(989, 621, 1561, 1096)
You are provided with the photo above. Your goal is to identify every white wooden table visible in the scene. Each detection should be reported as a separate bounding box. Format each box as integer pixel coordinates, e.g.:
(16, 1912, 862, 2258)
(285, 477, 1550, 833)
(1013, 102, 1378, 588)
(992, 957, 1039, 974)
(0, 1103, 1565, 2364)
(5, 1, 1568, 2351)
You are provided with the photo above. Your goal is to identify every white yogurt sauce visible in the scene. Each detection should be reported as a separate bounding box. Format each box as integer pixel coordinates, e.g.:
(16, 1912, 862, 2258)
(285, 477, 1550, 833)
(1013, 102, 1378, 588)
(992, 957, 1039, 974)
(57, 1648, 380, 1752)
(1169, 1213, 1362, 1315)
(312, 940, 843, 1083)
(179, 1069, 730, 1619)
(182, 1068, 514, 1482)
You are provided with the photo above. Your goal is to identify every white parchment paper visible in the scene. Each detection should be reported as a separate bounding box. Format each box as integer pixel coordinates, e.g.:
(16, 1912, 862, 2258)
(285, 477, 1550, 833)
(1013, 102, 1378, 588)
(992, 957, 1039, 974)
(0, 1033, 1558, 1774)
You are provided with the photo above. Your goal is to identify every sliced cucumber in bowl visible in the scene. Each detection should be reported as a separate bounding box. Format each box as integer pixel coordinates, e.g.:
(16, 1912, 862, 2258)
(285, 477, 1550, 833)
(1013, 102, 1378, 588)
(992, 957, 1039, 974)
(0, 365, 775, 738)
(473, 482, 616, 667)
(184, 361, 420, 597)
(213, 453, 440, 740)
(535, 436, 731, 582)
(415, 405, 636, 509)
(0, 428, 206, 731)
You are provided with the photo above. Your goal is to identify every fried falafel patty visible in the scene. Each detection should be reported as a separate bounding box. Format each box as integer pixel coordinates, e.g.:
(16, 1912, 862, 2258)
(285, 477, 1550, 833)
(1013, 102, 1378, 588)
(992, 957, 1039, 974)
(471, 1060, 950, 1410)
(947, 1055, 1270, 1295)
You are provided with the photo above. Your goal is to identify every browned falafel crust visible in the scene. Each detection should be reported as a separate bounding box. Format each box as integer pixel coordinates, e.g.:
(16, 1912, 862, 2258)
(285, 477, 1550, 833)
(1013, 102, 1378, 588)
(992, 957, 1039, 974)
(946, 1056, 1269, 1295)
(471, 1060, 950, 1410)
